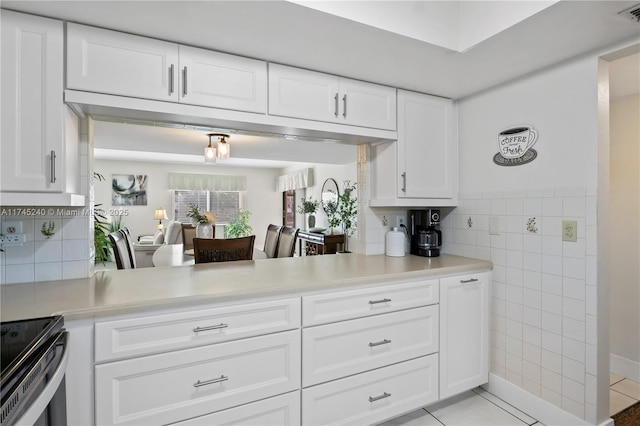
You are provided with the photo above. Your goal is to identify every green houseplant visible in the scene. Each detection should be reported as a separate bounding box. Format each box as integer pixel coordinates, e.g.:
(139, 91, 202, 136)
(93, 172, 112, 264)
(186, 203, 208, 225)
(224, 209, 253, 238)
(297, 196, 319, 229)
(337, 180, 357, 252)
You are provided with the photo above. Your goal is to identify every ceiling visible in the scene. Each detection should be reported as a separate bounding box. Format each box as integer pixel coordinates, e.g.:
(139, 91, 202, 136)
(3, 1, 639, 167)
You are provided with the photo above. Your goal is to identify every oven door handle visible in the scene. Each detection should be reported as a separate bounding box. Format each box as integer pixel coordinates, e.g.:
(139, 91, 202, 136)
(14, 331, 69, 426)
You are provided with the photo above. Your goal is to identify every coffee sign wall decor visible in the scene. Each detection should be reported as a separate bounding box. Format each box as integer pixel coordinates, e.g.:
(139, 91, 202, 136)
(493, 125, 538, 166)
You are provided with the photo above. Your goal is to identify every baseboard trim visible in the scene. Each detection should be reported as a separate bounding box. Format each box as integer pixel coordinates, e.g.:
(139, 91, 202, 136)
(610, 353, 640, 383)
(484, 373, 592, 426)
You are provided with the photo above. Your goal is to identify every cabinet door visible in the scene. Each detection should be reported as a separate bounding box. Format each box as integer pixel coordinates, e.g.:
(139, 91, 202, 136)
(302, 354, 439, 426)
(95, 330, 300, 425)
(339, 78, 396, 130)
(397, 90, 455, 198)
(67, 23, 179, 102)
(1, 11, 64, 192)
(439, 272, 490, 399)
(174, 391, 300, 425)
(268, 63, 340, 122)
(179, 46, 267, 113)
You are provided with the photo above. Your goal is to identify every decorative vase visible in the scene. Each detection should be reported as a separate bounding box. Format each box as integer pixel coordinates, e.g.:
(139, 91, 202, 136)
(196, 222, 214, 239)
(308, 214, 316, 230)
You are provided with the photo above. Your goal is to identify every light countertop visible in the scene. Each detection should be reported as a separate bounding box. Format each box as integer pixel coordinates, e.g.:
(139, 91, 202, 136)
(0, 254, 492, 322)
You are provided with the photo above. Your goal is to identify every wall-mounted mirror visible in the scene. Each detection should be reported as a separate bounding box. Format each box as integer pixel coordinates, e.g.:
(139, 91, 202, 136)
(321, 178, 339, 213)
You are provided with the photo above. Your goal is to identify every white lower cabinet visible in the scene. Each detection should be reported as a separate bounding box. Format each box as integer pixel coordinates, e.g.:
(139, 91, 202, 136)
(439, 272, 490, 399)
(88, 271, 489, 425)
(95, 330, 301, 425)
(173, 391, 300, 426)
(302, 354, 439, 426)
(302, 305, 438, 386)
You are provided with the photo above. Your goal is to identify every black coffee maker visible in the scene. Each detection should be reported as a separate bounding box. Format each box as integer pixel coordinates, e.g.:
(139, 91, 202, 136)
(409, 209, 442, 257)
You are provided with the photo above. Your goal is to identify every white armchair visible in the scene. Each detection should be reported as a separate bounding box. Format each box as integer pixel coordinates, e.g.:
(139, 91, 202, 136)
(164, 221, 183, 245)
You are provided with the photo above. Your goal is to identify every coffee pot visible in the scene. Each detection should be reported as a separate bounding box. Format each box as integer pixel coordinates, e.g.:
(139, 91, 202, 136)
(409, 209, 442, 257)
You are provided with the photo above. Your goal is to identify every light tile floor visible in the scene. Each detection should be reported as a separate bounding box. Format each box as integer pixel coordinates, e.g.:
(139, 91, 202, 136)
(610, 373, 640, 416)
(380, 388, 543, 426)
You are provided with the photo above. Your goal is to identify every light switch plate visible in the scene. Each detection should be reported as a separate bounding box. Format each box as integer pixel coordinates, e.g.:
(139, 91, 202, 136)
(562, 220, 577, 242)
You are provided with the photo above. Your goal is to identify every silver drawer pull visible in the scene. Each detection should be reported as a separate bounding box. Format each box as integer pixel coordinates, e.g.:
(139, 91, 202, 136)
(193, 323, 228, 333)
(169, 64, 174, 94)
(369, 392, 391, 402)
(194, 375, 228, 388)
(334, 93, 339, 117)
(369, 298, 391, 305)
(460, 278, 479, 283)
(369, 339, 391, 347)
(50, 150, 57, 183)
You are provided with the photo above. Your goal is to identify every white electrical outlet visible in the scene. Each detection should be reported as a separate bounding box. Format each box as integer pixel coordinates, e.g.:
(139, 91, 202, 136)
(396, 215, 405, 228)
(0, 234, 27, 244)
(562, 220, 577, 242)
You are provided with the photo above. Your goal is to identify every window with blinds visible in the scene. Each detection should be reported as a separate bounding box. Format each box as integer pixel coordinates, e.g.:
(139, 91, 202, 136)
(173, 190, 241, 224)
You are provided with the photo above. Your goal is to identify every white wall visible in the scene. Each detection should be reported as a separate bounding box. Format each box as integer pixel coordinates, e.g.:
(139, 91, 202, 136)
(449, 53, 601, 423)
(609, 94, 640, 375)
(94, 160, 283, 247)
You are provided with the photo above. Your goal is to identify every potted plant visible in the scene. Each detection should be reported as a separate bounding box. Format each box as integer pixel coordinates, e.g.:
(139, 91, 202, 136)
(225, 209, 253, 238)
(186, 203, 208, 226)
(323, 198, 341, 234)
(297, 196, 319, 230)
(337, 180, 357, 253)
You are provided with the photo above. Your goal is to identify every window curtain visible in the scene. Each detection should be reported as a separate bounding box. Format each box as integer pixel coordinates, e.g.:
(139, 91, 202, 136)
(276, 168, 314, 192)
(168, 173, 247, 191)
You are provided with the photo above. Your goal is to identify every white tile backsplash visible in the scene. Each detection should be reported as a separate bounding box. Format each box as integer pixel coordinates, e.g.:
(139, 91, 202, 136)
(35, 241, 62, 263)
(34, 262, 62, 282)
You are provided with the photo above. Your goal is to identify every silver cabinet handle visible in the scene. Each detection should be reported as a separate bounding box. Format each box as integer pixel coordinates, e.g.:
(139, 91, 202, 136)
(342, 94, 347, 118)
(182, 66, 187, 96)
(193, 323, 228, 333)
(194, 375, 228, 388)
(460, 278, 479, 283)
(369, 298, 391, 305)
(369, 339, 391, 347)
(334, 93, 339, 117)
(50, 150, 57, 183)
(369, 392, 391, 402)
(401, 172, 406, 192)
(169, 64, 175, 94)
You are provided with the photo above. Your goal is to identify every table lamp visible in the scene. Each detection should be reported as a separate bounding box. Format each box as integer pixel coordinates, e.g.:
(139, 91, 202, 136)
(154, 208, 168, 230)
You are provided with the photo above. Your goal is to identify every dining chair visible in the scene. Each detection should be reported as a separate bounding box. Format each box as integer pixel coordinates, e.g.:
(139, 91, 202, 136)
(120, 227, 137, 267)
(181, 223, 197, 251)
(263, 224, 282, 258)
(193, 236, 256, 263)
(109, 230, 136, 269)
(276, 227, 299, 258)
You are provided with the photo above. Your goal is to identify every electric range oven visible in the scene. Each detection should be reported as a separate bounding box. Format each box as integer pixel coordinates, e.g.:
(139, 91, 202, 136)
(1, 316, 69, 426)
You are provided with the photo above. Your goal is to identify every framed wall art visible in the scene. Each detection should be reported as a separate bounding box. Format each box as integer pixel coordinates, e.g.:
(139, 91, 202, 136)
(112, 174, 148, 206)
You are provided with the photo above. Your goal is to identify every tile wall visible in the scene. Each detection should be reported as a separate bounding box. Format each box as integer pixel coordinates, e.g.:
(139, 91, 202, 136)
(440, 188, 599, 423)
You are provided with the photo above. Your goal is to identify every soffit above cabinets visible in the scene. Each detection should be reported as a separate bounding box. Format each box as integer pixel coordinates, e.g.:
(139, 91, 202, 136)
(3, 1, 639, 99)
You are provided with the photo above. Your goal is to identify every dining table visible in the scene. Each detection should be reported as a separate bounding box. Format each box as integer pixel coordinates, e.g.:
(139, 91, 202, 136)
(152, 243, 267, 267)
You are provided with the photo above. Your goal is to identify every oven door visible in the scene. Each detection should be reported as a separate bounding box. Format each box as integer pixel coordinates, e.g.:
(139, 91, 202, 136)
(8, 331, 69, 426)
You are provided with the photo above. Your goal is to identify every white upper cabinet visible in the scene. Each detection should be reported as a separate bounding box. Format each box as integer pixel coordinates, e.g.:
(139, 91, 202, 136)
(268, 63, 396, 130)
(67, 23, 179, 102)
(178, 46, 267, 113)
(397, 90, 455, 199)
(1, 10, 65, 193)
(369, 90, 457, 207)
(67, 24, 268, 113)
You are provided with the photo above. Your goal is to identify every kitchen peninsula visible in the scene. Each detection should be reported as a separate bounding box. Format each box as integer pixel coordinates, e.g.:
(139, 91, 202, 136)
(1, 254, 491, 425)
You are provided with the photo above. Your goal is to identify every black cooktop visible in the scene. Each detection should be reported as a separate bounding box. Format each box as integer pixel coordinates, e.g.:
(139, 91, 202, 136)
(1, 316, 64, 394)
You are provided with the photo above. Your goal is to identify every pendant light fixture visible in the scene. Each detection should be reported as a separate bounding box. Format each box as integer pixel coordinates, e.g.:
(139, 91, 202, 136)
(204, 133, 217, 163)
(216, 134, 231, 160)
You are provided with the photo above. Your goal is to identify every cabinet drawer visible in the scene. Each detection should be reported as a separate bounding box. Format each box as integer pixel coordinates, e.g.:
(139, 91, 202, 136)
(173, 391, 300, 425)
(302, 279, 438, 326)
(302, 305, 438, 386)
(95, 298, 300, 362)
(96, 330, 301, 425)
(302, 354, 439, 426)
